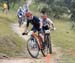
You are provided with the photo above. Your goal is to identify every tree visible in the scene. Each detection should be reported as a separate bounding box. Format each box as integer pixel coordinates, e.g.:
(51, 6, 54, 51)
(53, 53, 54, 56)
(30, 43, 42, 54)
(70, 2, 75, 21)
(34, 0, 69, 19)
(35, 0, 54, 4)
(64, 0, 72, 8)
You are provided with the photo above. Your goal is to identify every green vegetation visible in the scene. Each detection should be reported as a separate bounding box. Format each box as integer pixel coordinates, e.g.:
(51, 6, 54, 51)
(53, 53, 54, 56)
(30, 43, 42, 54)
(51, 19, 75, 63)
(0, 13, 26, 57)
(0, 0, 75, 62)
(0, 0, 26, 12)
(34, 0, 75, 22)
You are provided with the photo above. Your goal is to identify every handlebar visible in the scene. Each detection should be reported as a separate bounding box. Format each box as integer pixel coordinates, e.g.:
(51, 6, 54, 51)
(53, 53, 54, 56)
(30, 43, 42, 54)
(22, 28, 56, 35)
(50, 27, 56, 31)
(22, 32, 28, 35)
(22, 31, 33, 36)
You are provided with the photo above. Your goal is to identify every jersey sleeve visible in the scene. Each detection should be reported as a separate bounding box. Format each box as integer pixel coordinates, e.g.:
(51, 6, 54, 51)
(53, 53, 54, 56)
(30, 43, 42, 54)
(47, 18, 53, 24)
(39, 18, 43, 28)
(33, 16, 41, 23)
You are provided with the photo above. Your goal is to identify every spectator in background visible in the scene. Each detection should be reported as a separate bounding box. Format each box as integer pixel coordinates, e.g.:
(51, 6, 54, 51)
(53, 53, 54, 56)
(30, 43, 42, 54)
(3, 3, 8, 14)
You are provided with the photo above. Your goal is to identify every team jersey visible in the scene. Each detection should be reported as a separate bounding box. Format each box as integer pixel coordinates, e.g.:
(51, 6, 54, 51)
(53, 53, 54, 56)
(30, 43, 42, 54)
(40, 18, 53, 27)
(17, 9, 23, 18)
(26, 16, 40, 29)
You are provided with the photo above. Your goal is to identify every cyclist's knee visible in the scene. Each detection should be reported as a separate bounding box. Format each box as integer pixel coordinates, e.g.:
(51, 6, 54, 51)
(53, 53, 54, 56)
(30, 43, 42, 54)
(39, 33, 44, 42)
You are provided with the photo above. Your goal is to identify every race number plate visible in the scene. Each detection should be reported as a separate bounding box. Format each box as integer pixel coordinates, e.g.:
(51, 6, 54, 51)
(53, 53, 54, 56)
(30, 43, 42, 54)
(45, 30, 50, 33)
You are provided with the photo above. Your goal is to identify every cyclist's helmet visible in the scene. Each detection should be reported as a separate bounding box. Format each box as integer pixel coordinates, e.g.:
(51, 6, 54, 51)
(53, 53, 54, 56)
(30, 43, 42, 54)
(25, 12, 32, 17)
(42, 15, 47, 20)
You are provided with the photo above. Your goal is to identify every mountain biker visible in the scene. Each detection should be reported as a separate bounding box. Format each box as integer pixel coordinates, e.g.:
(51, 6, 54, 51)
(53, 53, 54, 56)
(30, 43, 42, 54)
(17, 7, 24, 27)
(39, 11, 55, 48)
(41, 15, 55, 31)
(22, 11, 45, 48)
(17, 7, 24, 18)
(23, 2, 29, 14)
(40, 9, 55, 31)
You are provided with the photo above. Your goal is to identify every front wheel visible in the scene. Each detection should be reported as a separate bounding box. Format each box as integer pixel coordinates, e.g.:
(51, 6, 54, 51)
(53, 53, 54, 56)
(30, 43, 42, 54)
(27, 36, 39, 58)
(41, 34, 52, 57)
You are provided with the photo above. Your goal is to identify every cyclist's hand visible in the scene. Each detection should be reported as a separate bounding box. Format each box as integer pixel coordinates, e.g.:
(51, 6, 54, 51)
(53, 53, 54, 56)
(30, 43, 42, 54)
(22, 32, 28, 35)
(50, 27, 56, 31)
(53, 27, 56, 30)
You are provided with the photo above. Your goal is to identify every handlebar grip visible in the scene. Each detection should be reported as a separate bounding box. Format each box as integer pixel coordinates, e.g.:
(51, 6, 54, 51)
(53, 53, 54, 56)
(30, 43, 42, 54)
(22, 32, 28, 35)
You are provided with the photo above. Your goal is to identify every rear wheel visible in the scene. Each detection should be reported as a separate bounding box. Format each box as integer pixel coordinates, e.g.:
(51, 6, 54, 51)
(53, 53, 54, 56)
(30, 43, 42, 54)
(27, 36, 39, 58)
(41, 34, 52, 57)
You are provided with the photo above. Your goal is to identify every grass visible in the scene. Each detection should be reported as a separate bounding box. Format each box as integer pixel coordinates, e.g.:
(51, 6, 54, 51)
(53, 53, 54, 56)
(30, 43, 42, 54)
(0, 12, 26, 57)
(51, 19, 75, 63)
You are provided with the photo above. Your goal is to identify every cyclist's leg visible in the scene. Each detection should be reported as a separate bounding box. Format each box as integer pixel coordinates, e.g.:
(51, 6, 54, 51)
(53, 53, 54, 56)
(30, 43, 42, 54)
(38, 28, 46, 47)
(39, 33, 44, 42)
(41, 26, 49, 48)
(39, 27, 45, 42)
(42, 26, 50, 42)
(31, 27, 39, 42)
(32, 26, 44, 42)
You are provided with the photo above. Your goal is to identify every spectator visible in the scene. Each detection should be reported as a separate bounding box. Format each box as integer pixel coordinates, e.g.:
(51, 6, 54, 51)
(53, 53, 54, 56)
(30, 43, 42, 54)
(3, 3, 8, 14)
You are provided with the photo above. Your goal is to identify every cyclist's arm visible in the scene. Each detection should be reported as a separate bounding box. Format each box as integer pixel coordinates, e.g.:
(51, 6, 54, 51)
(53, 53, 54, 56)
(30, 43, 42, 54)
(47, 18, 55, 29)
(17, 10, 19, 16)
(39, 18, 43, 29)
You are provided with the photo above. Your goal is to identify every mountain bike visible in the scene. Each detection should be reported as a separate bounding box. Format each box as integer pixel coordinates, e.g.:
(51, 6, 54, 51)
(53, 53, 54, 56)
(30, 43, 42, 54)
(27, 29, 52, 58)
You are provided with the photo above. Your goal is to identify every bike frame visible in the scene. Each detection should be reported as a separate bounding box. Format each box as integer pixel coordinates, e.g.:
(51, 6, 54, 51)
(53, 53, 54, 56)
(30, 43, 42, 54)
(32, 32, 43, 49)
